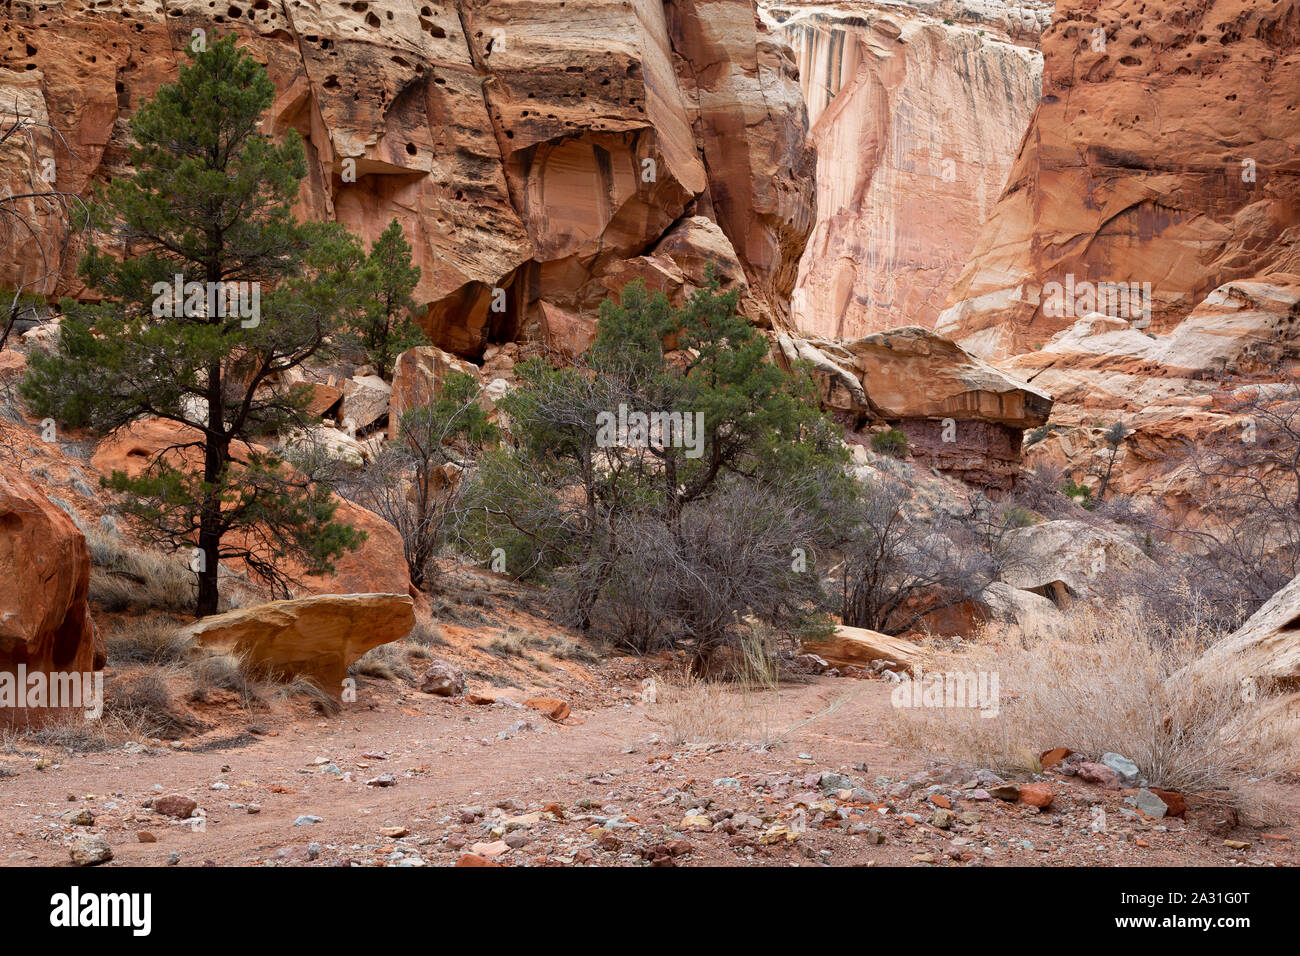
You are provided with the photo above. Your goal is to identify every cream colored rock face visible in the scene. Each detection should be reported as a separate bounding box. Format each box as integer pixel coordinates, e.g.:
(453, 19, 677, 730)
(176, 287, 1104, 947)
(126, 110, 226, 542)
(773, 1, 1045, 338)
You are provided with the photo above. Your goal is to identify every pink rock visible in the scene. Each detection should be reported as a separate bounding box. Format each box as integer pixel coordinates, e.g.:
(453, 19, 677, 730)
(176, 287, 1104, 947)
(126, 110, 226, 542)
(419, 660, 464, 697)
(1075, 762, 1121, 789)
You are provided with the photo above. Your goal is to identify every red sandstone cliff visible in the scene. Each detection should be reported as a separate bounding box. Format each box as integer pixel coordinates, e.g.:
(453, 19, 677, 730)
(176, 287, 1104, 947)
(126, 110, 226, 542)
(0, 0, 814, 357)
(936, 0, 1300, 360)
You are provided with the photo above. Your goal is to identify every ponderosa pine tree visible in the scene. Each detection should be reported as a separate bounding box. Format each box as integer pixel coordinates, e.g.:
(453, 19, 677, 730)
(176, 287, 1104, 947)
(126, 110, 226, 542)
(23, 34, 375, 618)
(355, 218, 425, 380)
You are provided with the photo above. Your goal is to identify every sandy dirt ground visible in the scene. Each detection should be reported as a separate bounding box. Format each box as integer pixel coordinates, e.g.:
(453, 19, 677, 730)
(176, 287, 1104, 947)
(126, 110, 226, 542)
(2, 668, 1296, 868)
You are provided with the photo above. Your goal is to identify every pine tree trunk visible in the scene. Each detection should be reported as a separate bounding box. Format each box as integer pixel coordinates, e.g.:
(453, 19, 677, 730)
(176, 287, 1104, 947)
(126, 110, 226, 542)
(196, 525, 220, 618)
(196, 356, 226, 619)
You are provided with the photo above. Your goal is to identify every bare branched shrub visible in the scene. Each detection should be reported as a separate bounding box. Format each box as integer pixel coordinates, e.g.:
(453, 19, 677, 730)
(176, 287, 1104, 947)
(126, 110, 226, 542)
(604, 479, 831, 659)
(344, 370, 494, 590)
(1158, 379, 1300, 621)
(888, 603, 1300, 805)
(840, 477, 1032, 634)
(1006, 464, 1075, 520)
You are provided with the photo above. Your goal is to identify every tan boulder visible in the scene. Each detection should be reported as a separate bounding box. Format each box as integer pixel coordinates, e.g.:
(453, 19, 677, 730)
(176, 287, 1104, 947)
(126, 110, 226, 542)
(535, 301, 598, 361)
(281, 424, 368, 467)
(1001, 520, 1158, 605)
(180, 593, 415, 695)
(300, 382, 343, 418)
(0, 469, 101, 727)
(802, 625, 922, 673)
(597, 217, 750, 316)
(979, 582, 1066, 633)
(388, 347, 479, 441)
(1198, 573, 1300, 687)
(837, 327, 1052, 428)
(524, 697, 572, 722)
(418, 660, 465, 698)
(341, 375, 391, 433)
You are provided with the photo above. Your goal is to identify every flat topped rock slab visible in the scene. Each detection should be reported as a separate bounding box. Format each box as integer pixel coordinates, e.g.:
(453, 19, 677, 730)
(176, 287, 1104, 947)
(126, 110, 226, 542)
(180, 593, 415, 696)
(802, 625, 923, 672)
(839, 327, 1053, 428)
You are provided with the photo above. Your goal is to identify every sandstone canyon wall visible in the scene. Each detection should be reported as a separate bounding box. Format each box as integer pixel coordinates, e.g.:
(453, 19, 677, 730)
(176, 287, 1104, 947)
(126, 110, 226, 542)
(769, 0, 1047, 339)
(0, 0, 815, 358)
(936, 0, 1300, 360)
(923, 0, 1300, 520)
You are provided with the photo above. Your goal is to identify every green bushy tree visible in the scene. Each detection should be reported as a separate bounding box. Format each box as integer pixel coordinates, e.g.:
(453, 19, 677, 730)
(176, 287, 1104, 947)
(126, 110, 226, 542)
(353, 218, 426, 380)
(462, 274, 854, 656)
(24, 34, 374, 617)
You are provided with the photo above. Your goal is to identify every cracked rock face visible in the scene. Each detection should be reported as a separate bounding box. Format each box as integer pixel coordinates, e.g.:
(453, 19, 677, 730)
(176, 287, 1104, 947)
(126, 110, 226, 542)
(0, 0, 814, 356)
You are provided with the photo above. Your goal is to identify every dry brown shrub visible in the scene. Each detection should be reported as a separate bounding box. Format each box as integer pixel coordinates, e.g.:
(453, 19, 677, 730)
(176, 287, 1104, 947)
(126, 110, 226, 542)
(887, 601, 1300, 807)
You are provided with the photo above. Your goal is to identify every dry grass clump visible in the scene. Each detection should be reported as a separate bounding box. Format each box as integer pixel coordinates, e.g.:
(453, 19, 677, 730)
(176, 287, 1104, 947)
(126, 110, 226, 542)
(887, 601, 1300, 805)
(351, 642, 416, 682)
(274, 677, 342, 716)
(484, 627, 541, 659)
(21, 715, 135, 753)
(85, 530, 195, 614)
(655, 673, 768, 748)
(409, 620, 449, 647)
(104, 668, 201, 739)
(541, 634, 600, 663)
(653, 625, 831, 749)
(654, 643, 781, 749)
(103, 617, 194, 666)
(185, 650, 261, 707)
